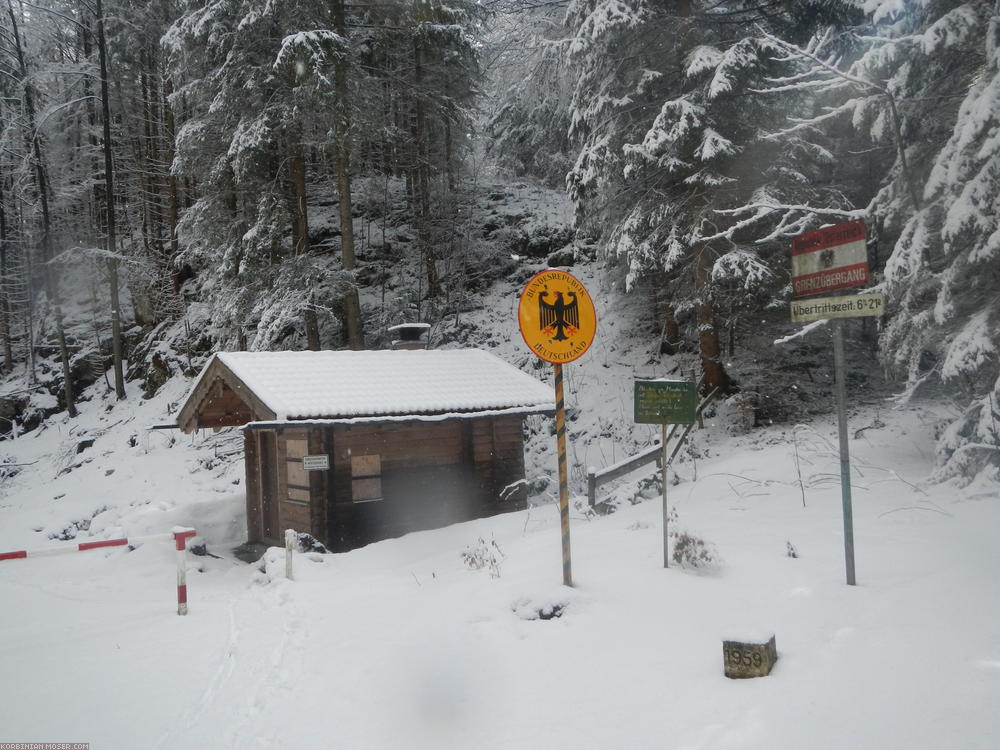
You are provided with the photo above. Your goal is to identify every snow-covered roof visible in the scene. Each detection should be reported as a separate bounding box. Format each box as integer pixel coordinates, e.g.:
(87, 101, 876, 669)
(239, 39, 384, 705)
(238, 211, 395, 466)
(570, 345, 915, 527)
(187, 348, 553, 423)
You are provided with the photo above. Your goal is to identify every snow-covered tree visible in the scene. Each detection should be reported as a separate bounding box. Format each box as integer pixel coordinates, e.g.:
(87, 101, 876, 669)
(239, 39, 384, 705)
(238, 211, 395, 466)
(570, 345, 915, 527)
(880, 3, 1000, 482)
(564, 1, 849, 393)
(485, 2, 574, 187)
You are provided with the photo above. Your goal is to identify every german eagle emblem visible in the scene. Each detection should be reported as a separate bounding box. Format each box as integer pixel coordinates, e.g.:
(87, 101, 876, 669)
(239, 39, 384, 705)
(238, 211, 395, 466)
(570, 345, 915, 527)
(538, 287, 580, 342)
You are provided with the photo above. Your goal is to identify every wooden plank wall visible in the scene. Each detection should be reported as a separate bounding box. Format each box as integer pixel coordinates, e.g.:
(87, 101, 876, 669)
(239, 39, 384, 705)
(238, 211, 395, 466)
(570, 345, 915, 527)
(259, 431, 280, 542)
(196, 385, 253, 430)
(308, 428, 328, 543)
(326, 417, 527, 551)
(241, 417, 528, 550)
(486, 416, 528, 510)
(278, 428, 312, 538)
(244, 431, 262, 541)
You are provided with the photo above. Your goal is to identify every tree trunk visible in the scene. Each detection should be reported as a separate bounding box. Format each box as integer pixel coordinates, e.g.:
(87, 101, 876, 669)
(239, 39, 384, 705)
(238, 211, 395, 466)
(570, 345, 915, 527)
(8, 0, 76, 417)
(304, 308, 321, 351)
(694, 242, 730, 395)
(885, 92, 922, 212)
(95, 0, 126, 399)
(289, 130, 320, 351)
(80, 18, 101, 238)
(333, 0, 363, 349)
(289, 140, 309, 255)
(659, 298, 681, 355)
(0, 157, 12, 373)
(163, 78, 181, 295)
(412, 35, 439, 298)
(143, 44, 166, 264)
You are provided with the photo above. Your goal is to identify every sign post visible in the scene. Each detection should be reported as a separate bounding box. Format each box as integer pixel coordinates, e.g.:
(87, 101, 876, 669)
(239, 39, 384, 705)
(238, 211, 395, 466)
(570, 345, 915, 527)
(831, 320, 856, 585)
(790, 219, 881, 586)
(518, 269, 597, 587)
(634, 379, 696, 567)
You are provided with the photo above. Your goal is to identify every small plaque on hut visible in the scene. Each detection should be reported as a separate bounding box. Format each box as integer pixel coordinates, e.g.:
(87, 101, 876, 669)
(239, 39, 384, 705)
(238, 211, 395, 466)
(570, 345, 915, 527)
(301, 455, 329, 471)
(723, 635, 777, 679)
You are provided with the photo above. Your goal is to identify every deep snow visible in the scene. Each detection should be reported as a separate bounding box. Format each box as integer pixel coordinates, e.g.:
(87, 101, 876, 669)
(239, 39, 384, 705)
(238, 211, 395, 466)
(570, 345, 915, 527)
(1, 359, 998, 748)
(0, 211, 997, 746)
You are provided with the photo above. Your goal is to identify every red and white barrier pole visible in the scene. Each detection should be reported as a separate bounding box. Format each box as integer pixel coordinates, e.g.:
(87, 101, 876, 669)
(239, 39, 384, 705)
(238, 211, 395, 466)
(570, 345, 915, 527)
(1, 537, 131, 560)
(173, 527, 196, 616)
(1, 527, 198, 616)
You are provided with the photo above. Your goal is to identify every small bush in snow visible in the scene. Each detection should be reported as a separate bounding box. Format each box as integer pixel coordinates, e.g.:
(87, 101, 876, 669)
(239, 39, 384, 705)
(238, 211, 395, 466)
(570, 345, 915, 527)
(572, 496, 596, 520)
(0, 455, 21, 482)
(295, 532, 328, 554)
(665, 507, 718, 568)
(671, 531, 716, 568)
(715, 393, 757, 435)
(512, 595, 569, 620)
(461, 536, 505, 578)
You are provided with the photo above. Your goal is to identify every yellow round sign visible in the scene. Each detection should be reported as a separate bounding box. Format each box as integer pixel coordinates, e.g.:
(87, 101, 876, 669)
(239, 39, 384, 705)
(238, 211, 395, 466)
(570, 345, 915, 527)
(518, 269, 597, 364)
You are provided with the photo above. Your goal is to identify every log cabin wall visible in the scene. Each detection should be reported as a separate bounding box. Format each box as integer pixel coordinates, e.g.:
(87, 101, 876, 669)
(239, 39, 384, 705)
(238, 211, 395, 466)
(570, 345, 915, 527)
(325, 416, 527, 551)
(479, 415, 528, 508)
(195, 381, 253, 429)
(244, 429, 285, 546)
(278, 428, 313, 541)
(242, 416, 529, 550)
(309, 427, 329, 542)
(257, 431, 280, 543)
(244, 431, 262, 541)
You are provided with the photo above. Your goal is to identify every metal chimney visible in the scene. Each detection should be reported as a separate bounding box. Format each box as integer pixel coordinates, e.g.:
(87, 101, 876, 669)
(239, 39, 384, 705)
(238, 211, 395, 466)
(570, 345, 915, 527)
(388, 323, 430, 350)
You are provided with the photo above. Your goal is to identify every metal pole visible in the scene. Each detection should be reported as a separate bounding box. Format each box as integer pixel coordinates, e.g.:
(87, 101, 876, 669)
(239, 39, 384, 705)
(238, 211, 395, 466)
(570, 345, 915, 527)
(662, 423, 669, 568)
(832, 320, 857, 585)
(554, 363, 573, 587)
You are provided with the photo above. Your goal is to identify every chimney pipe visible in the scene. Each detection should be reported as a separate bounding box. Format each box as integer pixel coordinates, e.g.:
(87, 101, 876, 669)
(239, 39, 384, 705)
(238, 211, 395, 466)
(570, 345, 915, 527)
(388, 323, 430, 350)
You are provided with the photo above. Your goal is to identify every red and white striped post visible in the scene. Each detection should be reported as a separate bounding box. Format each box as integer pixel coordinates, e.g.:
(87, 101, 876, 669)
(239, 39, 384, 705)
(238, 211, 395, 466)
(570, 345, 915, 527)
(173, 527, 196, 616)
(0, 537, 133, 560)
(1, 527, 198, 616)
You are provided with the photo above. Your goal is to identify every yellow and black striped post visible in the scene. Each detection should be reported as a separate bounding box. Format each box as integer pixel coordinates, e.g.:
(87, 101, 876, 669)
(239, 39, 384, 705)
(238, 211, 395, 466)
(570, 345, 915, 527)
(517, 269, 595, 587)
(554, 363, 573, 587)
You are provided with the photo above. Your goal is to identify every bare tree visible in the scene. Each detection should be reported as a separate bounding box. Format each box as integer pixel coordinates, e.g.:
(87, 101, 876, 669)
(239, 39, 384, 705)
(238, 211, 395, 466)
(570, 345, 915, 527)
(6, 0, 76, 416)
(94, 0, 125, 398)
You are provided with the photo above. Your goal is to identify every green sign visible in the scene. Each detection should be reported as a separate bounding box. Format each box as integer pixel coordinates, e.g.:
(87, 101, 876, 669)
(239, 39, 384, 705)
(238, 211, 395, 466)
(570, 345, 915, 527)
(634, 380, 697, 424)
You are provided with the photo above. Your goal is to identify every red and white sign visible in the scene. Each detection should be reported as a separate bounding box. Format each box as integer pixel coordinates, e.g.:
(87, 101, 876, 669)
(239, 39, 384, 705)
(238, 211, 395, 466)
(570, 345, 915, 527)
(791, 219, 868, 298)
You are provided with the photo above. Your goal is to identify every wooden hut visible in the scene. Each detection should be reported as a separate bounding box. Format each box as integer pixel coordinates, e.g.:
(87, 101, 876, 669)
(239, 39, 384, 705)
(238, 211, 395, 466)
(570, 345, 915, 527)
(175, 349, 553, 551)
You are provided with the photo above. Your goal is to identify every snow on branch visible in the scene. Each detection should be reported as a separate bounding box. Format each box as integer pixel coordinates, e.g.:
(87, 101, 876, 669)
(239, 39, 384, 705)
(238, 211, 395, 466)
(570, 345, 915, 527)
(685, 45, 723, 77)
(273, 30, 346, 87)
(942, 311, 997, 381)
(755, 25, 886, 95)
(700, 197, 867, 245)
(700, 200, 864, 244)
(774, 319, 827, 345)
(695, 128, 739, 161)
(697, 205, 771, 243)
(715, 202, 862, 220)
(760, 98, 865, 140)
(567, 0, 645, 57)
(711, 249, 773, 289)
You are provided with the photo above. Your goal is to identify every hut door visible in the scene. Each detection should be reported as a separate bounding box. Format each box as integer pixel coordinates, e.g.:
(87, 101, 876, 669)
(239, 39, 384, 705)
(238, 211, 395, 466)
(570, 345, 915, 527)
(259, 431, 279, 542)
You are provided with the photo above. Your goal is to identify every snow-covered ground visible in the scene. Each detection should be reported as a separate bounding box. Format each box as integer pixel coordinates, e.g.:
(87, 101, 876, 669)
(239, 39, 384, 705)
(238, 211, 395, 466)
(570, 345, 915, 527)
(1, 359, 998, 748)
(0, 185, 995, 746)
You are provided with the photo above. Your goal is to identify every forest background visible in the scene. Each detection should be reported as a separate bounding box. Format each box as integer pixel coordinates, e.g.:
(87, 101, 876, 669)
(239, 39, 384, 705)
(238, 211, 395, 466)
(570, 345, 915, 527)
(0, 0, 997, 485)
